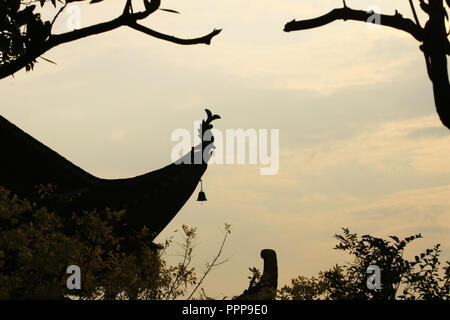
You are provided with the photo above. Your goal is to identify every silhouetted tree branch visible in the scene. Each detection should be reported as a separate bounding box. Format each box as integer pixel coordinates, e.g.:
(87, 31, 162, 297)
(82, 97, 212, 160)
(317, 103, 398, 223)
(128, 23, 222, 46)
(284, 6, 423, 42)
(0, 0, 222, 79)
(284, 0, 450, 130)
(187, 223, 231, 300)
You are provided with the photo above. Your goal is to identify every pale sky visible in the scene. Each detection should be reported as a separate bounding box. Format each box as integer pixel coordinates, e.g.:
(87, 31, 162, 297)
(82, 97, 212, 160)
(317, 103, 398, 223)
(1, 0, 449, 298)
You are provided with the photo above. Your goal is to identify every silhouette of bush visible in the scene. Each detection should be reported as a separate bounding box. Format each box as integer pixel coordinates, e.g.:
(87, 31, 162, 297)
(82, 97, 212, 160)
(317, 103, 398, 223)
(0, 0, 221, 79)
(0, 186, 228, 300)
(278, 228, 450, 300)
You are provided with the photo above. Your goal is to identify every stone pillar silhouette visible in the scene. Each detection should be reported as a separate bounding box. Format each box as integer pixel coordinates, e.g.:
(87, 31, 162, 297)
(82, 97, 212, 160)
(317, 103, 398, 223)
(236, 249, 278, 300)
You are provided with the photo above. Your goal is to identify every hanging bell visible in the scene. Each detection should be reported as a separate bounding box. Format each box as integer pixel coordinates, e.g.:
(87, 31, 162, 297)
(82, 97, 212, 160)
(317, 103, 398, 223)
(197, 179, 207, 202)
(197, 190, 207, 202)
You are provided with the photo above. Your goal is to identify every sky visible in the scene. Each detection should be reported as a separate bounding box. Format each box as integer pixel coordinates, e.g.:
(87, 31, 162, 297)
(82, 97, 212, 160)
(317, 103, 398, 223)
(1, 0, 450, 298)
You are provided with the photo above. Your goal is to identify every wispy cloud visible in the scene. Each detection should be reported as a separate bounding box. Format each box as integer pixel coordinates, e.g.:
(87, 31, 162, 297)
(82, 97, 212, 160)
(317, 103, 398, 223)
(281, 115, 450, 175)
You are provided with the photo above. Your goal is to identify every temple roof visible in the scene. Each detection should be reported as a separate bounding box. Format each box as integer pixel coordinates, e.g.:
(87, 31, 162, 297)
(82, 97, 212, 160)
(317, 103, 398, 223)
(0, 110, 220, 240)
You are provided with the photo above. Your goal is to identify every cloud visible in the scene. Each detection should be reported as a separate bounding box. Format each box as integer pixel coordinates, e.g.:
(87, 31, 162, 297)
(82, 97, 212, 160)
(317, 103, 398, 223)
(281, 115, 450, 176)
(106, 128, 128, 142)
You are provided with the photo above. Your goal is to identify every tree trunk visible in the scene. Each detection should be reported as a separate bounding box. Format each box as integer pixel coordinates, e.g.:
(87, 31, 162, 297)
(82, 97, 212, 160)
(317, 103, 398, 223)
(423, 0, 450, 129)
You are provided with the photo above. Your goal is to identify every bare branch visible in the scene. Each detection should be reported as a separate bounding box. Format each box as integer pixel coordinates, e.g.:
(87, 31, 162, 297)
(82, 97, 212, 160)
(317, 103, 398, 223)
(122, 0, 133, 16)
(187, 225, 231, 300)
(49, 16, 124, 46)
(409, 0, 422, 27)
(128, 23, 222, 45)
(50, 2, 68, 32)
(419, 0, 431, 15)
(284, 6, 424, 42)
(284, 2, 450, 130)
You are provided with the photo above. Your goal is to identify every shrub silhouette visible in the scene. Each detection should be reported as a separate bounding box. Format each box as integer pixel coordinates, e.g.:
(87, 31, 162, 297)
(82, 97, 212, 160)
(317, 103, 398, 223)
(0, 186, 230, 300)
(278, 228, 450, 300)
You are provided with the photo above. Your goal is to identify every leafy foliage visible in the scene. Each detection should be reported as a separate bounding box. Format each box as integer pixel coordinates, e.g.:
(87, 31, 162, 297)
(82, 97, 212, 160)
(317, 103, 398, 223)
(0, 0, 55, 70)
(278, 228, 450, 300)
(0, 186, 231, 299)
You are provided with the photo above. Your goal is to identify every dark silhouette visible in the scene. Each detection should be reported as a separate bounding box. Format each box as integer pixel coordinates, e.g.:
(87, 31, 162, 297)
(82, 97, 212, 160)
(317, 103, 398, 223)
(278, 228, 450, 300)
(284, 0, 450, 130)
(0, 0, 222, 78)
(0, 109, 220, 242)
(237, 249, 278, 300)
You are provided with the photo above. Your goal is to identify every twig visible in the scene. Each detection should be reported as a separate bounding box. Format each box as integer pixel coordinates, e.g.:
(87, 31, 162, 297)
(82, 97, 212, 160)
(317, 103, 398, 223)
(409, 0, 422, 27)
(164, 240, 192, 299)
(128, 23, 222, 45)
(50, 2, 68, 33)
(187, 227, 231, 300)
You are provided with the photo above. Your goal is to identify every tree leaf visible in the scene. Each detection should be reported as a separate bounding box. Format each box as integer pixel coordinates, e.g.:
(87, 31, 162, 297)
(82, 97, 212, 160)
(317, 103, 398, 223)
(389, 236, 400, 243)
(160, 8, 180, 14)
